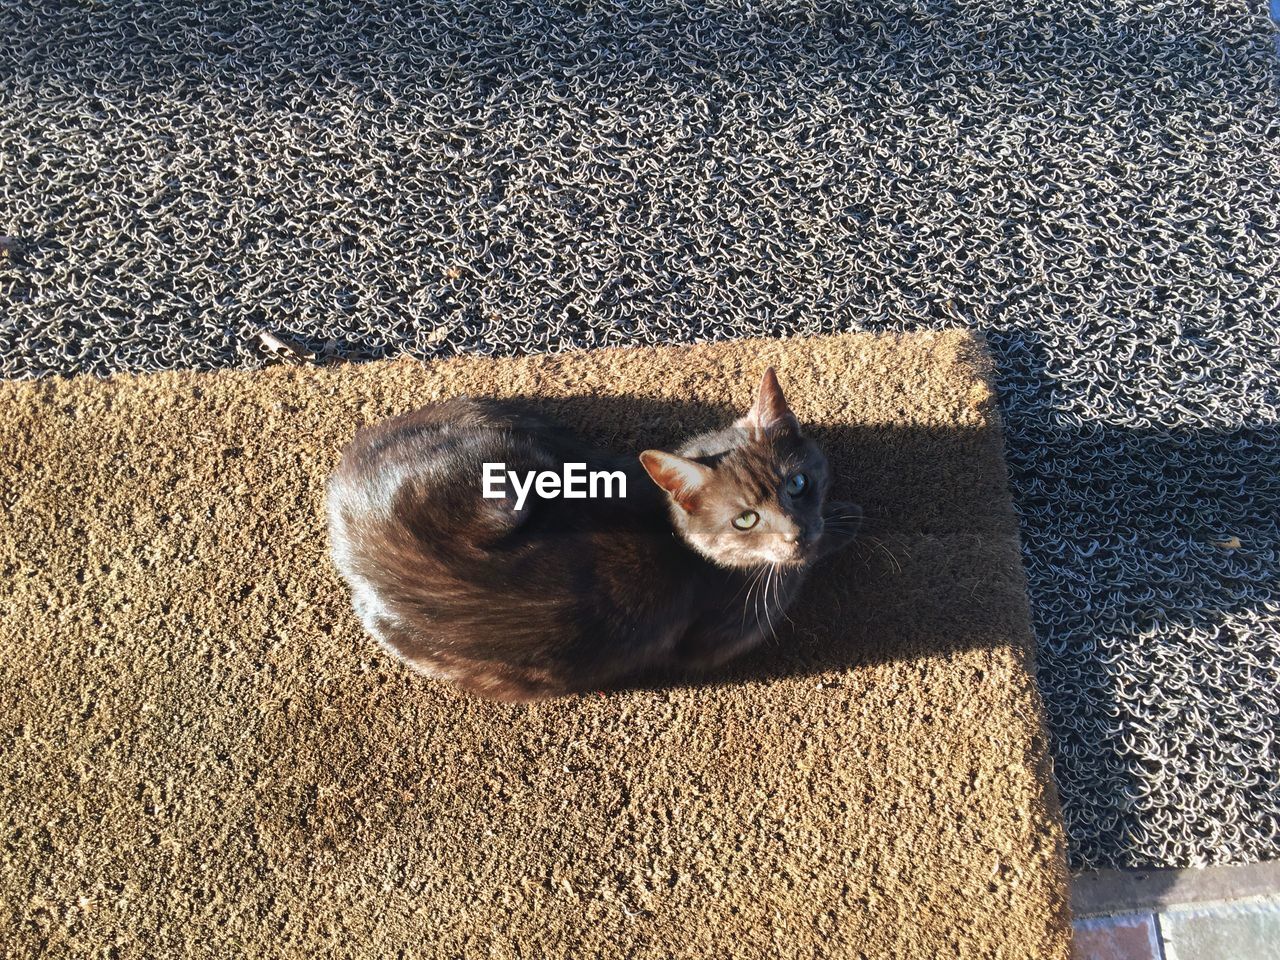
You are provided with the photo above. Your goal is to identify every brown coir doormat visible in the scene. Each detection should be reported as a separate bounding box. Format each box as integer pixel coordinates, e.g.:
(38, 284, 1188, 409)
(0, 331, 1070, 959)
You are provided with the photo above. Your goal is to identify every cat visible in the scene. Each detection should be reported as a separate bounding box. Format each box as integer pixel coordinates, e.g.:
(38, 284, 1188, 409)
(325, 368, 861, 702)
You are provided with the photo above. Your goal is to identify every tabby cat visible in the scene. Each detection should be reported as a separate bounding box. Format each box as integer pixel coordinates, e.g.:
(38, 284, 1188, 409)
(326, 368, 860, 701)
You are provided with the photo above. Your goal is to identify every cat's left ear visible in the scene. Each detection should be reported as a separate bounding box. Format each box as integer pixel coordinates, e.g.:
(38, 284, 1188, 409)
(740, 367, 800, 438)
(639, 450, 712, 512)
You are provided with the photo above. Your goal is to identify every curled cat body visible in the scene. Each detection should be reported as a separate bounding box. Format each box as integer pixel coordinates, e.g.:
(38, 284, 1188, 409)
(326, 368, 860, 702)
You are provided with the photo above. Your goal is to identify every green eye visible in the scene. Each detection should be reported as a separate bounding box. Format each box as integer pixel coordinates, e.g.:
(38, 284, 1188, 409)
(732, 510, 759, 531)
(786, 473, 808, 496)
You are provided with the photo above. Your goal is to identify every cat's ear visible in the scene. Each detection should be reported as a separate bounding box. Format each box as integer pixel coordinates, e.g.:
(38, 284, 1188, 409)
(741, 366, 800, 438)
(639, 450, 712, 511)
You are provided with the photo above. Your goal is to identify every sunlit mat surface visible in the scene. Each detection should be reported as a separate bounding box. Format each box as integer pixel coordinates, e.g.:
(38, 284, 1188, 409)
(0, 332, 1069, 957)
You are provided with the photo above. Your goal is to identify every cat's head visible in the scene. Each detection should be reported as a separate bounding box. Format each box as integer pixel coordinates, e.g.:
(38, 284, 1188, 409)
(640, 368, 836, 569)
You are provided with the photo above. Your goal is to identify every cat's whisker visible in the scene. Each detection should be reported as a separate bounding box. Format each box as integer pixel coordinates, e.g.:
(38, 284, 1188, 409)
(849, 516, 915, 558)
(741, 565, 763, 634)
(762, 565, 774, 639)
(850, 539, 879, 572)
(730, 565, 763, 608)
(824, 516, 864, 530)
(761, 564, 783, 641)
(771, 565, 795, 630)
(858, 525, 913, 555)
(739, 565, 767, 637)
(848, 537, 895, 578)
(752, 568, 767, 640)
(747, 563, 768, 640)
(864, 535, 903, 574)
(757, 576, 778, 650)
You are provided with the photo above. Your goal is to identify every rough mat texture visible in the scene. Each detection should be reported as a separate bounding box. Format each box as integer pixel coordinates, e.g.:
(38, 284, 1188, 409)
(1, 1, 1278, 871)
(0, 332, 1071, 958)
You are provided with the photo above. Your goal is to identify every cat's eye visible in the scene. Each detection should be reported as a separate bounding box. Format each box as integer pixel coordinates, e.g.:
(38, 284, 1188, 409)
(786, 473, 808, 496)
(732, 510, 759, 531)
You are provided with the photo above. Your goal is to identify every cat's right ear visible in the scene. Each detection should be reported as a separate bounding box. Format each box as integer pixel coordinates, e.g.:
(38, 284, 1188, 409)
(639, 450, 712, 511)
(740, 366, 801, 439)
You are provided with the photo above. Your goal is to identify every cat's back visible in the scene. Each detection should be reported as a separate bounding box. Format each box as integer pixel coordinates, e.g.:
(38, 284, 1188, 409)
(328, 397, 586, 548)
(324, 397, 584, 641)
(324, 398, 692, 695)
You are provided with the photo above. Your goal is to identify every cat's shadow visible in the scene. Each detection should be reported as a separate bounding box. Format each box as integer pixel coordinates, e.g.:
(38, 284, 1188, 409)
(503, 392, 1014, 694)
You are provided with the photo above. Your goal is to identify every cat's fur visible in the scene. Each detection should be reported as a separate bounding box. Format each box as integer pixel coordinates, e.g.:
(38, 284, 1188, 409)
(326, 369, 860, 702)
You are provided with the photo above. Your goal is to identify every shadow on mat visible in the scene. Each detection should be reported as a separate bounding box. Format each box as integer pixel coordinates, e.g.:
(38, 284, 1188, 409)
(393, 391, 1019, 694)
